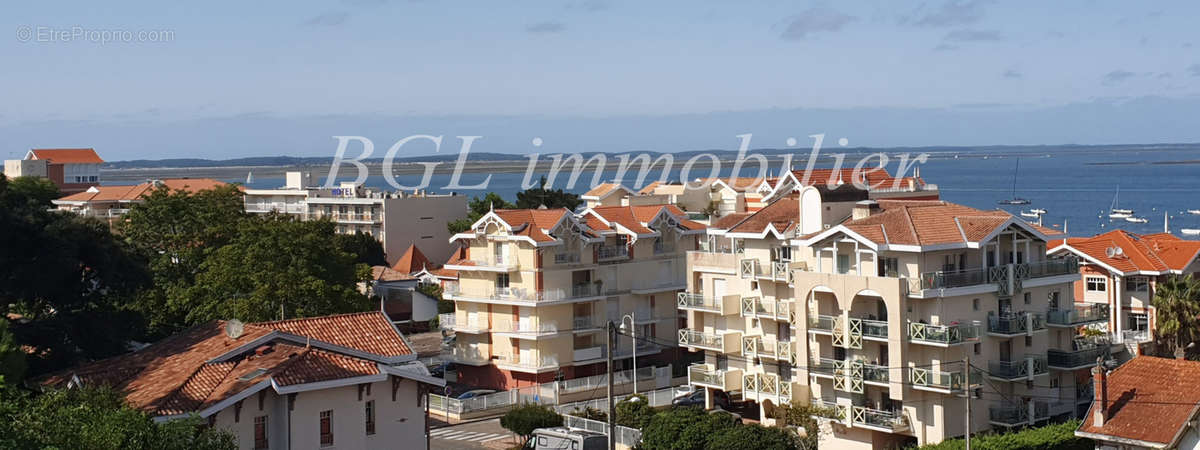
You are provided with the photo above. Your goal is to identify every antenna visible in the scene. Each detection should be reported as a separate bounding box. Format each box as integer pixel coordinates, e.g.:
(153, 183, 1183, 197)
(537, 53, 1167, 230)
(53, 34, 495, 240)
(225, 319, 245, 339)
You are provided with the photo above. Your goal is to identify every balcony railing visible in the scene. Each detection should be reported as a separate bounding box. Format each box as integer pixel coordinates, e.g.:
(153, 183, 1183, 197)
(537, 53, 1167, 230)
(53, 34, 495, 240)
(908, 321, 979, 346)
(597, 244, 629, 261)
(861, 319, 888, 339)
(573, 346, 604, 362)
(743, 373, 793, 401)
(573, 315, 600, 329)
(987, 312, 1045, 336)
(989, 401, 1060, 427)
(678, 292, 722, 312)
(452, 257, 520, 271)
(740, 297, 794, 321)
(808, 358, 838, 377)
(988, 356, 1048, 381)
(739, 259, 795, 283)
(808, 314, 836, 333)
(1122, 329, 1151, 343)
(445, 284, 603, 302)
(688, 364, 741, 391)
(437, 313, 456, 330)
(863, 363, 889, 384)
(1047, 304, 1109, 327)
(446, 345, 489, 365)
(917, 257, 1078, 290)
(909, 367, 979, 393)
(742, 337, 793, 363)
(852, 406, 908, 432)
(495, 353, 559, 371)
(678, 329, 724, 351)
(1048, 336, 1112, 370)
(554, 252, 582, 264)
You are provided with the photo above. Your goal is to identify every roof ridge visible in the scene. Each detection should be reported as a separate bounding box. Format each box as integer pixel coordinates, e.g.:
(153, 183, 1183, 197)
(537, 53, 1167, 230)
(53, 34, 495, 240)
(253, 310, 384, 327)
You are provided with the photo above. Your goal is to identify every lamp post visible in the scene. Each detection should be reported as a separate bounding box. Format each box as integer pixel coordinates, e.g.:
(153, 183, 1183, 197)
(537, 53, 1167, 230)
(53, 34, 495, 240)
(620, 312, 637, 394)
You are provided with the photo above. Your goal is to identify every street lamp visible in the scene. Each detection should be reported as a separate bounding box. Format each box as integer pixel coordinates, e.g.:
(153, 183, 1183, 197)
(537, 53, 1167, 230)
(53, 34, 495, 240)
(619, 312, 637, 395)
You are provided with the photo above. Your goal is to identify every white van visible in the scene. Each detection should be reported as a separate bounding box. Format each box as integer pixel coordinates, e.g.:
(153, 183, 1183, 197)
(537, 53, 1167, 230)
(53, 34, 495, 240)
(523, 427, 606, 450)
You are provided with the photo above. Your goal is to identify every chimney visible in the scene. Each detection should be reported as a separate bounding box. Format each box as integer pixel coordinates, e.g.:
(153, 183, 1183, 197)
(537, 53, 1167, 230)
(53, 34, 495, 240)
(1092, 357, 1108, 427)
(852, 200, 880, 220)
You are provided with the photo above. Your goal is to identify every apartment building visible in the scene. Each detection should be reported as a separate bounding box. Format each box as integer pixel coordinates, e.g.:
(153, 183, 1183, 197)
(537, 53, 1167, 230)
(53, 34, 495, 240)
(1049, 230, 1200, 346)
(52, 178, 231, 222)
(243, 173, 468, 265)
(682, 189, 1101, 448)
(41, 312, 444, 450)
(4, 148, 104, 194)
(442, 205, 705, 390)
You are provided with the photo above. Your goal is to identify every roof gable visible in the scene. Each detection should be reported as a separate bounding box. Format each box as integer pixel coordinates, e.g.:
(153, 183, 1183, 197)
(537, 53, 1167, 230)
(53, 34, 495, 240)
(28, 148, 104, 164)
(1078, 356, 1200, 446)
(391, 244, 432, 274)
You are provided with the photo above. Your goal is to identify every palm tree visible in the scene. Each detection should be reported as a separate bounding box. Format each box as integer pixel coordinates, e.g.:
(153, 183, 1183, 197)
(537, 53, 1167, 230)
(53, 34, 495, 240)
(1150, 275, 1200, 357)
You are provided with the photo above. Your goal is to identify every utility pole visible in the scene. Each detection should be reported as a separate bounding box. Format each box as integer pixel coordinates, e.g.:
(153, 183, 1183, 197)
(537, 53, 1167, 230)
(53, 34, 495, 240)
(964, 354, 971, 450)
(607, 321, 616, 450)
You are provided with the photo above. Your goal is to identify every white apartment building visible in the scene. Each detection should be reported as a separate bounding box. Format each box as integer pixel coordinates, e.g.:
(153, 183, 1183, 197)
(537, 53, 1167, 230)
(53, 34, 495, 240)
(441, 205, 705, 390)
(243, 172, 468, 264)
(682, 188, 1105, 448)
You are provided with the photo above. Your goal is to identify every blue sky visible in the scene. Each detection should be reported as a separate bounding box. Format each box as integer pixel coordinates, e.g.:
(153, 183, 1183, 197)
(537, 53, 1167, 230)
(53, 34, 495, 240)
(3, 1, 1200, 160)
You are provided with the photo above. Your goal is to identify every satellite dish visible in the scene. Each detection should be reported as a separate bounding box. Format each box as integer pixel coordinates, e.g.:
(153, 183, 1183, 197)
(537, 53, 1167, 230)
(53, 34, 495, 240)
(225, 319, 245, 339)
(1105, 247, 1116, 258)
(1115, 247, 1124, 256)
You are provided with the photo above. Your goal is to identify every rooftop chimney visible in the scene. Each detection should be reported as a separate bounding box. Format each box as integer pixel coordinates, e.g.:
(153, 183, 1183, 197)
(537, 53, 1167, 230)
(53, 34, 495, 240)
(852, 200, 880, 221)
(1092, 357, 1108, 427)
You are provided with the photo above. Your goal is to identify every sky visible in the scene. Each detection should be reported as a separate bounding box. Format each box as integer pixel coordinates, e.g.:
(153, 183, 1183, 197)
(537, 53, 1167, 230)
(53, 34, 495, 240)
(3, 1, 1200, 160)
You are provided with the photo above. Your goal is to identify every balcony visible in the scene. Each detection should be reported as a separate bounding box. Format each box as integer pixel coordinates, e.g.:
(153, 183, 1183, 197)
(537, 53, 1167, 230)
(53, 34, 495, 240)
(988, 356, 1048, 381)
(987, 312, 1045, 337)
(632, 277, 687, 294)
(809, 399, 847, 421)
(740, 297, 794, 322)
(861, 319, 888, 340)
(808, 314, 836, 334)
(597, 244, 629, 262)
(573, 346, 604, 362)
(988, 401, 1068, 427)
(688, 364, 742, 391)
(915, 257, 1078, 293)
(437, 313, 456, 330)
(909, 367, 979, 393)
(742, 337, 794, 363)
(678, 292, 737, 315)
(445, 257, 520, 272)
(739, 259, 794, 283)
(1047, 336, 1112, 370)
(495, 353, 559, 372)
(246, 202, 306, 214)
(742, 373, 795, 403)
(573, 315, 601, 330)
(445, 284, 604, 303)
(1122, 329, 1152, 343)
(1046, 304, 1109, 327)
(908, 321, 980, 347)
(808, 357, 839, 378)
(851, 406, 909, 433)
(493, 321, 560, 338)
(554, 252, 582, 265)
(678, 329, 741, 353)
(445, 345, 489, 366)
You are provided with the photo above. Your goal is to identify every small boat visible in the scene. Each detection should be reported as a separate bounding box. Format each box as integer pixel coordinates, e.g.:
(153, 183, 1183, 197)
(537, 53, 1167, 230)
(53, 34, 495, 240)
(1109, 186, 1133, 216)
(1112, 208, 1133, 215)
(1020, 211, 1040, 218)
(1187, 209, 1200, 215)
(1030, 208, 1047, 214)
(1125, 217, 1148, 224)
(997, 158, 1031, 205)
(246, 171, 254, 184)
(1109, 212, 1131, 219)
(1182, 228, 1200, 236)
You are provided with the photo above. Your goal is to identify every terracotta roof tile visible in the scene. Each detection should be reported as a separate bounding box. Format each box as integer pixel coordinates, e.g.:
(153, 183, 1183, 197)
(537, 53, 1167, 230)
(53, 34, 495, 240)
(827, 200, 1042, 246)
(493, 208, 574, 242)
(55, 178, 231, 203)
(1052, 230, 1200, 274)
(1078, 356, 1200, 445)
(588, 205, 703, 235)
(371, 265, 416, 282)
(272, 348, 379, 386)
(582, 183, 628, 199)
(391, 245, 433, 274)
(29, 148, 104, 164)
(724, 196, 799, 235)
(255, 311, 412, 357)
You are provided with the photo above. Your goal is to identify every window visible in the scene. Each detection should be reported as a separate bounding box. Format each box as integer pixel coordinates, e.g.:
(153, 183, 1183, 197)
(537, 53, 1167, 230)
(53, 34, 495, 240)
(1086, 277, 1107, 292)
(974, 343, 981, 355)
(776, 246, 792, 262)
(1023, 292, 1031, 305)
(836, 254, 851, 274)
(1129, 313, 1149, 331)
(1049, 290, 1061, 309)
(1050, 376, 1060, 388)
(254, 416, 268, 450)
(320, 410, 333, 447)
(365, 400, 376, 435)
(1025, 336, 1032, 347)
(496, 273, 510, 290)
(1127, 277, 1150, 292)
(878, 257, 899, 278)
(972, 298, 980, 311)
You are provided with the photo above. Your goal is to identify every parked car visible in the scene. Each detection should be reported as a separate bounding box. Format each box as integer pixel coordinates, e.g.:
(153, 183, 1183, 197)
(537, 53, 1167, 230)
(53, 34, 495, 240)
(671, 388, 730, 410)
(457, 389, 497, 400)
(523, 427, 606, 450)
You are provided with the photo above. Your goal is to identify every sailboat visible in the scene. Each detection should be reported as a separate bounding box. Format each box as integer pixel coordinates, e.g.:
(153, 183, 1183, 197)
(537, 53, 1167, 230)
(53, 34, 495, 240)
(1109, 185, 1133, 218)
(1125, 216, 1148, 224)
(1187, 209, 1200, 215)
(1030, 208, 1047, 214)
(246, 171, 254, 184)
(997, 158, 1031, 205)
(1020, 210, 1040, 218)
(1182, 229, 1200, 236)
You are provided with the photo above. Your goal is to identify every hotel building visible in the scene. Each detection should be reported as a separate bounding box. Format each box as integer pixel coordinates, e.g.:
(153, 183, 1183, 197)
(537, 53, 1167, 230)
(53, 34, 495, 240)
(441, 205, 705, 390)
(681, 186, 1105, 447)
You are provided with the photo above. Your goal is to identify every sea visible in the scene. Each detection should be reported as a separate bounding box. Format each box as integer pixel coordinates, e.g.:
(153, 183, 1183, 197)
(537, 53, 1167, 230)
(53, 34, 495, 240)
(219, 146, 1200, 238)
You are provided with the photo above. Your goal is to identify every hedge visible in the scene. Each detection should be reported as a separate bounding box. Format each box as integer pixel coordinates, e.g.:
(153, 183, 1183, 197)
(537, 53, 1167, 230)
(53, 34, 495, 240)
(919, 420, 1091, 450)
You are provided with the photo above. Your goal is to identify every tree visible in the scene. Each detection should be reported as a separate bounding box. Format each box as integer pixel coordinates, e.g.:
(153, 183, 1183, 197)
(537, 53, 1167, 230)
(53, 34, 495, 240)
(447, 192, 515, 233)
(616, 394, 655, 429)
(500, 403, 563, 445)
(0, 320, 25, 384)
(1151, 275, 1200, 358)
(568, 405, 607, 422)
(770, 403, 840, 450)
(182, 218, 372, 323)
(919, 419, 1090, 450)
(0, 385, 235, 450)
(4, 176, 59, 209)
(334, 231, 388, 266)
(705, 423, 797, 450)
(515, 176, 582, 211)
(640, 407, 740, 450)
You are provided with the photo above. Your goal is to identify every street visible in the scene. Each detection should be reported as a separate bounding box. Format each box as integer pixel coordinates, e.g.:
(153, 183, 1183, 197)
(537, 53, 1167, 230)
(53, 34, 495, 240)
(430, 418, 519, 450)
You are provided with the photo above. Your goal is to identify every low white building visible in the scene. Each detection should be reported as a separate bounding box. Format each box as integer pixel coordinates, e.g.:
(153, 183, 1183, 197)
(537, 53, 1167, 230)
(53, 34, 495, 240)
(41, 312, 444, 450)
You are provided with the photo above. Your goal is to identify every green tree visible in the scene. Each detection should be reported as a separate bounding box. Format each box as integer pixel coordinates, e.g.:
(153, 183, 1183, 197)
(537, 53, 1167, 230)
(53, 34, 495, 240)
(770, 402, 840, 450)
(334, 231, 389, 266)
(1151, 275, 1200, 357)
(705, 423, 797, 450)
(4, 176, 60, 209)
(515, 176, 582, 210)
(447, 192, 515, 233)
(183, 218, 372, 323)
(616, 394, 656, 429)
(500, 403, 563, 445)
(0, 320, 26, 384)
(640, 407, 740, 450)
(568, 405, 607, 422)
(919, 419, 1090, 450)
(0, 385, 235, 450)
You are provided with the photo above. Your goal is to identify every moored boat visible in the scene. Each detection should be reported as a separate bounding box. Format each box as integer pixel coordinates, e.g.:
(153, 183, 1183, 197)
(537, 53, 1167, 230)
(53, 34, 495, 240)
(1124, 217, 1148, 224)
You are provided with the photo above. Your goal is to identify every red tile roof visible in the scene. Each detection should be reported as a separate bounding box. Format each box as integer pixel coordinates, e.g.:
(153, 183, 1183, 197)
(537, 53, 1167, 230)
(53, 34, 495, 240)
(1051, 230, 1200, 274)
(582, 183, 629, 199)
(28, 148, 104, 164)
(391, 244, 432, 274)
(1078, 356, 1200, 446)
(827, 200, 1056, 246)
(588, 205, 705, 235)
(256, 311, 412, 357)
(721, 195, 799, 235)
(56, 178, 232, 203)
(371, 265, 416, 282)
(493, 208, 574, 242)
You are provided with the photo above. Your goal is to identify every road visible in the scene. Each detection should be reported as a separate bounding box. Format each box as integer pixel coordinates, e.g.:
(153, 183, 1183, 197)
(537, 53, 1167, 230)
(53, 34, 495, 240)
(430, 418, 519, 450)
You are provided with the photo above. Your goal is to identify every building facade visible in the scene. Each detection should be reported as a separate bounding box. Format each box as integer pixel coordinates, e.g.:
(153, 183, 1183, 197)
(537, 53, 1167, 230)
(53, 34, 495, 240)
(681, 189, 1105, 447)
(442, 205, 705, 390)
(52, 178, 231, 222)
(4, 148, 104, 194)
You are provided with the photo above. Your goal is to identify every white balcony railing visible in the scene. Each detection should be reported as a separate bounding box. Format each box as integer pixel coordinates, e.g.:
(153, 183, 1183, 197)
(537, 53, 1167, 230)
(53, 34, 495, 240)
(445, 284, 603, 303)
(597, 244, 629, 261)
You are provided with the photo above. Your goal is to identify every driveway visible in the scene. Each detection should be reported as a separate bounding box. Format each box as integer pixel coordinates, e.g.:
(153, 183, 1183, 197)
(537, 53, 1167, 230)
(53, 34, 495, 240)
(430, 418, 520, 450)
